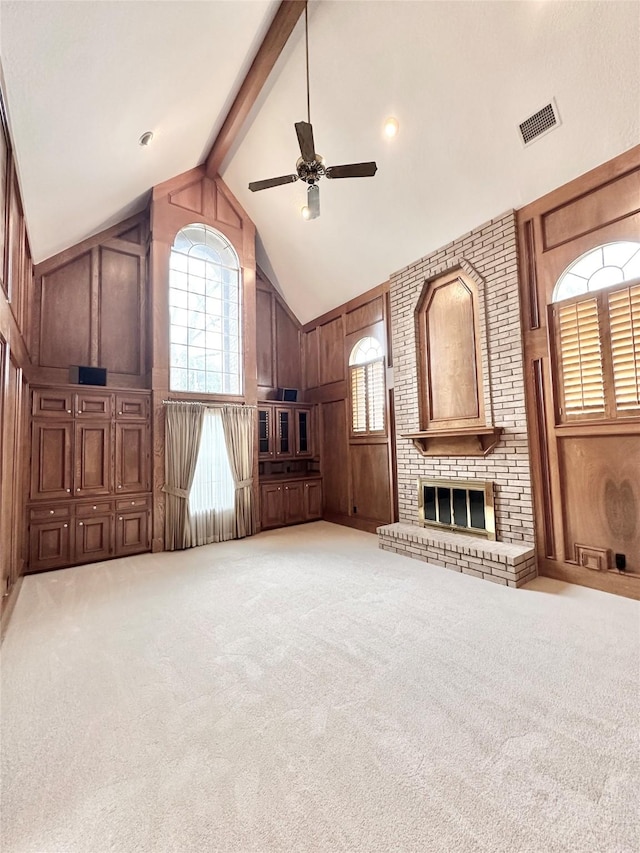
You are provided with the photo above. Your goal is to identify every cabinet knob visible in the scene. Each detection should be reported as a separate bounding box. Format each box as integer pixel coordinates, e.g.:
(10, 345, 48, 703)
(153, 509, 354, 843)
(117, 485, 122, 490)
(131, 501, 135, 505)
(92, 506, 97, 510)
(49, 510, 54, 515)
(118, 411, 122, 415)
(66, 489, 71, 493)
(78, 522, 83, 526)
(76, 488, 80, 492)
(63, 524, 68, 529)
(119, 516, 123, 521)
(67, 409, 71, 414)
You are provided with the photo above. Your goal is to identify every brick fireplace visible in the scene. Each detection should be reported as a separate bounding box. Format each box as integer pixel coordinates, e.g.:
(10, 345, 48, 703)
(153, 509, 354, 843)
(378, 211, 537, 588)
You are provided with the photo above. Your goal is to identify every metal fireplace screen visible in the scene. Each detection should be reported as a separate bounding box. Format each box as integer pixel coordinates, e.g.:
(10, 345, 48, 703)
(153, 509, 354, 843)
(418, 478, 496, 540)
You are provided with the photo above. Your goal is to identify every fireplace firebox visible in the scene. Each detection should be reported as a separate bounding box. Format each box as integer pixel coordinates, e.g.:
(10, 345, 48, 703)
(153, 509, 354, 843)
(418, 478, 496, 540)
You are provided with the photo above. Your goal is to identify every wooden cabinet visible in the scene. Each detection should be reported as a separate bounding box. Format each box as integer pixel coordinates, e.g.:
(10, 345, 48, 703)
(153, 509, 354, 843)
(74, 421, 111, 497)
(27, 385, 152, 573)
(260, 477, 323, 530)
(283, 481, 305, 524)
(257, 403, 316, 460)
(29, 517, 72, 573)
(30, 421, 73, 500)
(305, 479, 322, 519)
(116, 509, 149, 556)
(115, 422, 150, 493)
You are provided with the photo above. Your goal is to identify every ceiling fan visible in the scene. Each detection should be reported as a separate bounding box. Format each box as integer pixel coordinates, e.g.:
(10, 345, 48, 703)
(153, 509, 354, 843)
(248, 5, 377, 220)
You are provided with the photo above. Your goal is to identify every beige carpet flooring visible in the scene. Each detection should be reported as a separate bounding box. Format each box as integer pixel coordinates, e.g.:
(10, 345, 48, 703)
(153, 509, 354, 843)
(1, 521, 639, 853)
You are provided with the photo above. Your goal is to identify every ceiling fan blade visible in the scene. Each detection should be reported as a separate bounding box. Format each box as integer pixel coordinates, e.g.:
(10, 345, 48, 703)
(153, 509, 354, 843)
(326, 162, 378, 179)
(307, 184, 320, 219)
(248, 174, 298, 192)
(295, 121, 316, 163)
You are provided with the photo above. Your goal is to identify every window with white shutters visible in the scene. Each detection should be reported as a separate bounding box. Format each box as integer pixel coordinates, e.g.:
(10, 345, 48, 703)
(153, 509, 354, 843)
(609, 283, 640, 412)
(348, 337, 385, 434)
(553, 281, 640, 422)
(556, 297, 605, 418)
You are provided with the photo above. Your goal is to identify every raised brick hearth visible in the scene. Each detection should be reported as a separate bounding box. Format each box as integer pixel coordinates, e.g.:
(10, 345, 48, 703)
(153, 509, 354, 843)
(378, 523, 536, 588)
(382, 211, 537, 585)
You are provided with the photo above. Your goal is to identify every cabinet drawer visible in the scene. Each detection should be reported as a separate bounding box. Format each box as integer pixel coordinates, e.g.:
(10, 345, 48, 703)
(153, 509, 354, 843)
(115, 394, 149, 420)
(76, 500, 114, 517)
(116, 495, 150, 511)
(29, 504, 71, 521)
(32, 389, 73, 418)
(75, 392, 113, 418)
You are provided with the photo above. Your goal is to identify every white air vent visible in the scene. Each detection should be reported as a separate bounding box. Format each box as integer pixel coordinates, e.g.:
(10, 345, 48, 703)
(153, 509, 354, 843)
(518, 100, 561, 146)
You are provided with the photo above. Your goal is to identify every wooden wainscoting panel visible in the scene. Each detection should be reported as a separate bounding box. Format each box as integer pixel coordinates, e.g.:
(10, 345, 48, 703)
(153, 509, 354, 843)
(99, 247, 145, 376)
(274, 300, 301, 390)
(350, 442, 392, 523)
(256, 288, 274, 390)
(345, 296, 384, 335)
(320, 400, 349, 516)
(318, 317, 345, 386)
(304, 328, 319, 389)
(39, 253, 92, 368)
(542, 166, 640, 251)
(558, 435, 640, 574)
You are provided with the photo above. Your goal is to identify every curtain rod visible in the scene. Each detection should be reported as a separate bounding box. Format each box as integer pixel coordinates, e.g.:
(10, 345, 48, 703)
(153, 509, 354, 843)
(162, 400, 256, 409)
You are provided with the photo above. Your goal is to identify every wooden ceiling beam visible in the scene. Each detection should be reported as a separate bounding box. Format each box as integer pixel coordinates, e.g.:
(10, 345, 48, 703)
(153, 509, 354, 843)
(205, 0, 306, 178)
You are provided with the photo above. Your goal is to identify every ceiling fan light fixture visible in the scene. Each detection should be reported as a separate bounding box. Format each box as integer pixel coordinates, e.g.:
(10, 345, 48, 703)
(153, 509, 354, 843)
(301, 205, 311, 220)
(383, 117, 399, 138)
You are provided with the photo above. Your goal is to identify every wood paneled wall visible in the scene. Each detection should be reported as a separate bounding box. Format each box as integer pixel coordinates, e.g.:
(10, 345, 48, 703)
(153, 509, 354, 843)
(32, 213, 150, 389)
(256, 268, 302, 399)
(0, 85, 33, 612)
(149, 167, 257, 551)
(518, 144, 640, 599)
(303, 283, 396, 533)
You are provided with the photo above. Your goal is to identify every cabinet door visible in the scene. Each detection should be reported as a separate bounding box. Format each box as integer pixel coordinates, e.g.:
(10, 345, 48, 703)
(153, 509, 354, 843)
(275, 407, 292, 457)
(30, 421, 73, 500)
(305, 480, 323, 520)
(258, 407, 274, 459)
(115, 394, 149, 421)
(116, 510, 149, 556)
(75, 515, 113, 563)
(284, 481, 305, 524)
(295, 408, 312, 457)
(261, 483, 284, 529)
(29, 519, 72, 572)
(115, 422, 150, 493)
(75, 392, 113, 419)
(74, 422, 111, 497)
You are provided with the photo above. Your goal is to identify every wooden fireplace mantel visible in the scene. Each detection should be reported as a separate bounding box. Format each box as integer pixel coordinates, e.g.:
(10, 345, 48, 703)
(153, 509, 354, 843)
(403, 426, 503, 457)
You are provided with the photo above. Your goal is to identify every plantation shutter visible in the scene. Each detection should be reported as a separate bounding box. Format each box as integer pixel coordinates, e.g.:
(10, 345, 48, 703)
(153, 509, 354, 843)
(557, 297, 605, 417)
(609, 283, 640, 412)
(367, 360, 385, 431)
(351, 366, 367, 432)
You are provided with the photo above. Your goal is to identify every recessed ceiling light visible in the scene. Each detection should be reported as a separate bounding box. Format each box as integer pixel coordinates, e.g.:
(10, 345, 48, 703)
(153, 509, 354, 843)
(301, 206, 311, 221)
(383, 117, 399, 138)
(139, 131, 154, 147)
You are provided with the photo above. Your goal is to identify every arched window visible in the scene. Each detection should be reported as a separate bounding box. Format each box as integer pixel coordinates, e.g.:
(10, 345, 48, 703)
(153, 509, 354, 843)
(552, 241, 640, 302)
(349, 336, 385, 434)
(552, 242, 640, 421)
(169, 224, 242, 394)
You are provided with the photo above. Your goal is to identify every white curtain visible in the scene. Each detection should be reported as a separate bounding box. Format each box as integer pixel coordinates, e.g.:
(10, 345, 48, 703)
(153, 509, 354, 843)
(189, 408, 236, 545)
(220, 405, 256, 539)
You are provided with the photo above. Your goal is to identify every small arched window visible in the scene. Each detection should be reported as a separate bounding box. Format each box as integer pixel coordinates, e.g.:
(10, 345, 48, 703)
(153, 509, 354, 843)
(169, 224, 242, 394)
(552, 242, 640, 421)
(349, 336, 385, 434)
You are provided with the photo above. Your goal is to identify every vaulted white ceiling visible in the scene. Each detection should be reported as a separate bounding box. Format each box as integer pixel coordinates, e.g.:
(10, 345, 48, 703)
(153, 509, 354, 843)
(2, 1, 639, 324)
